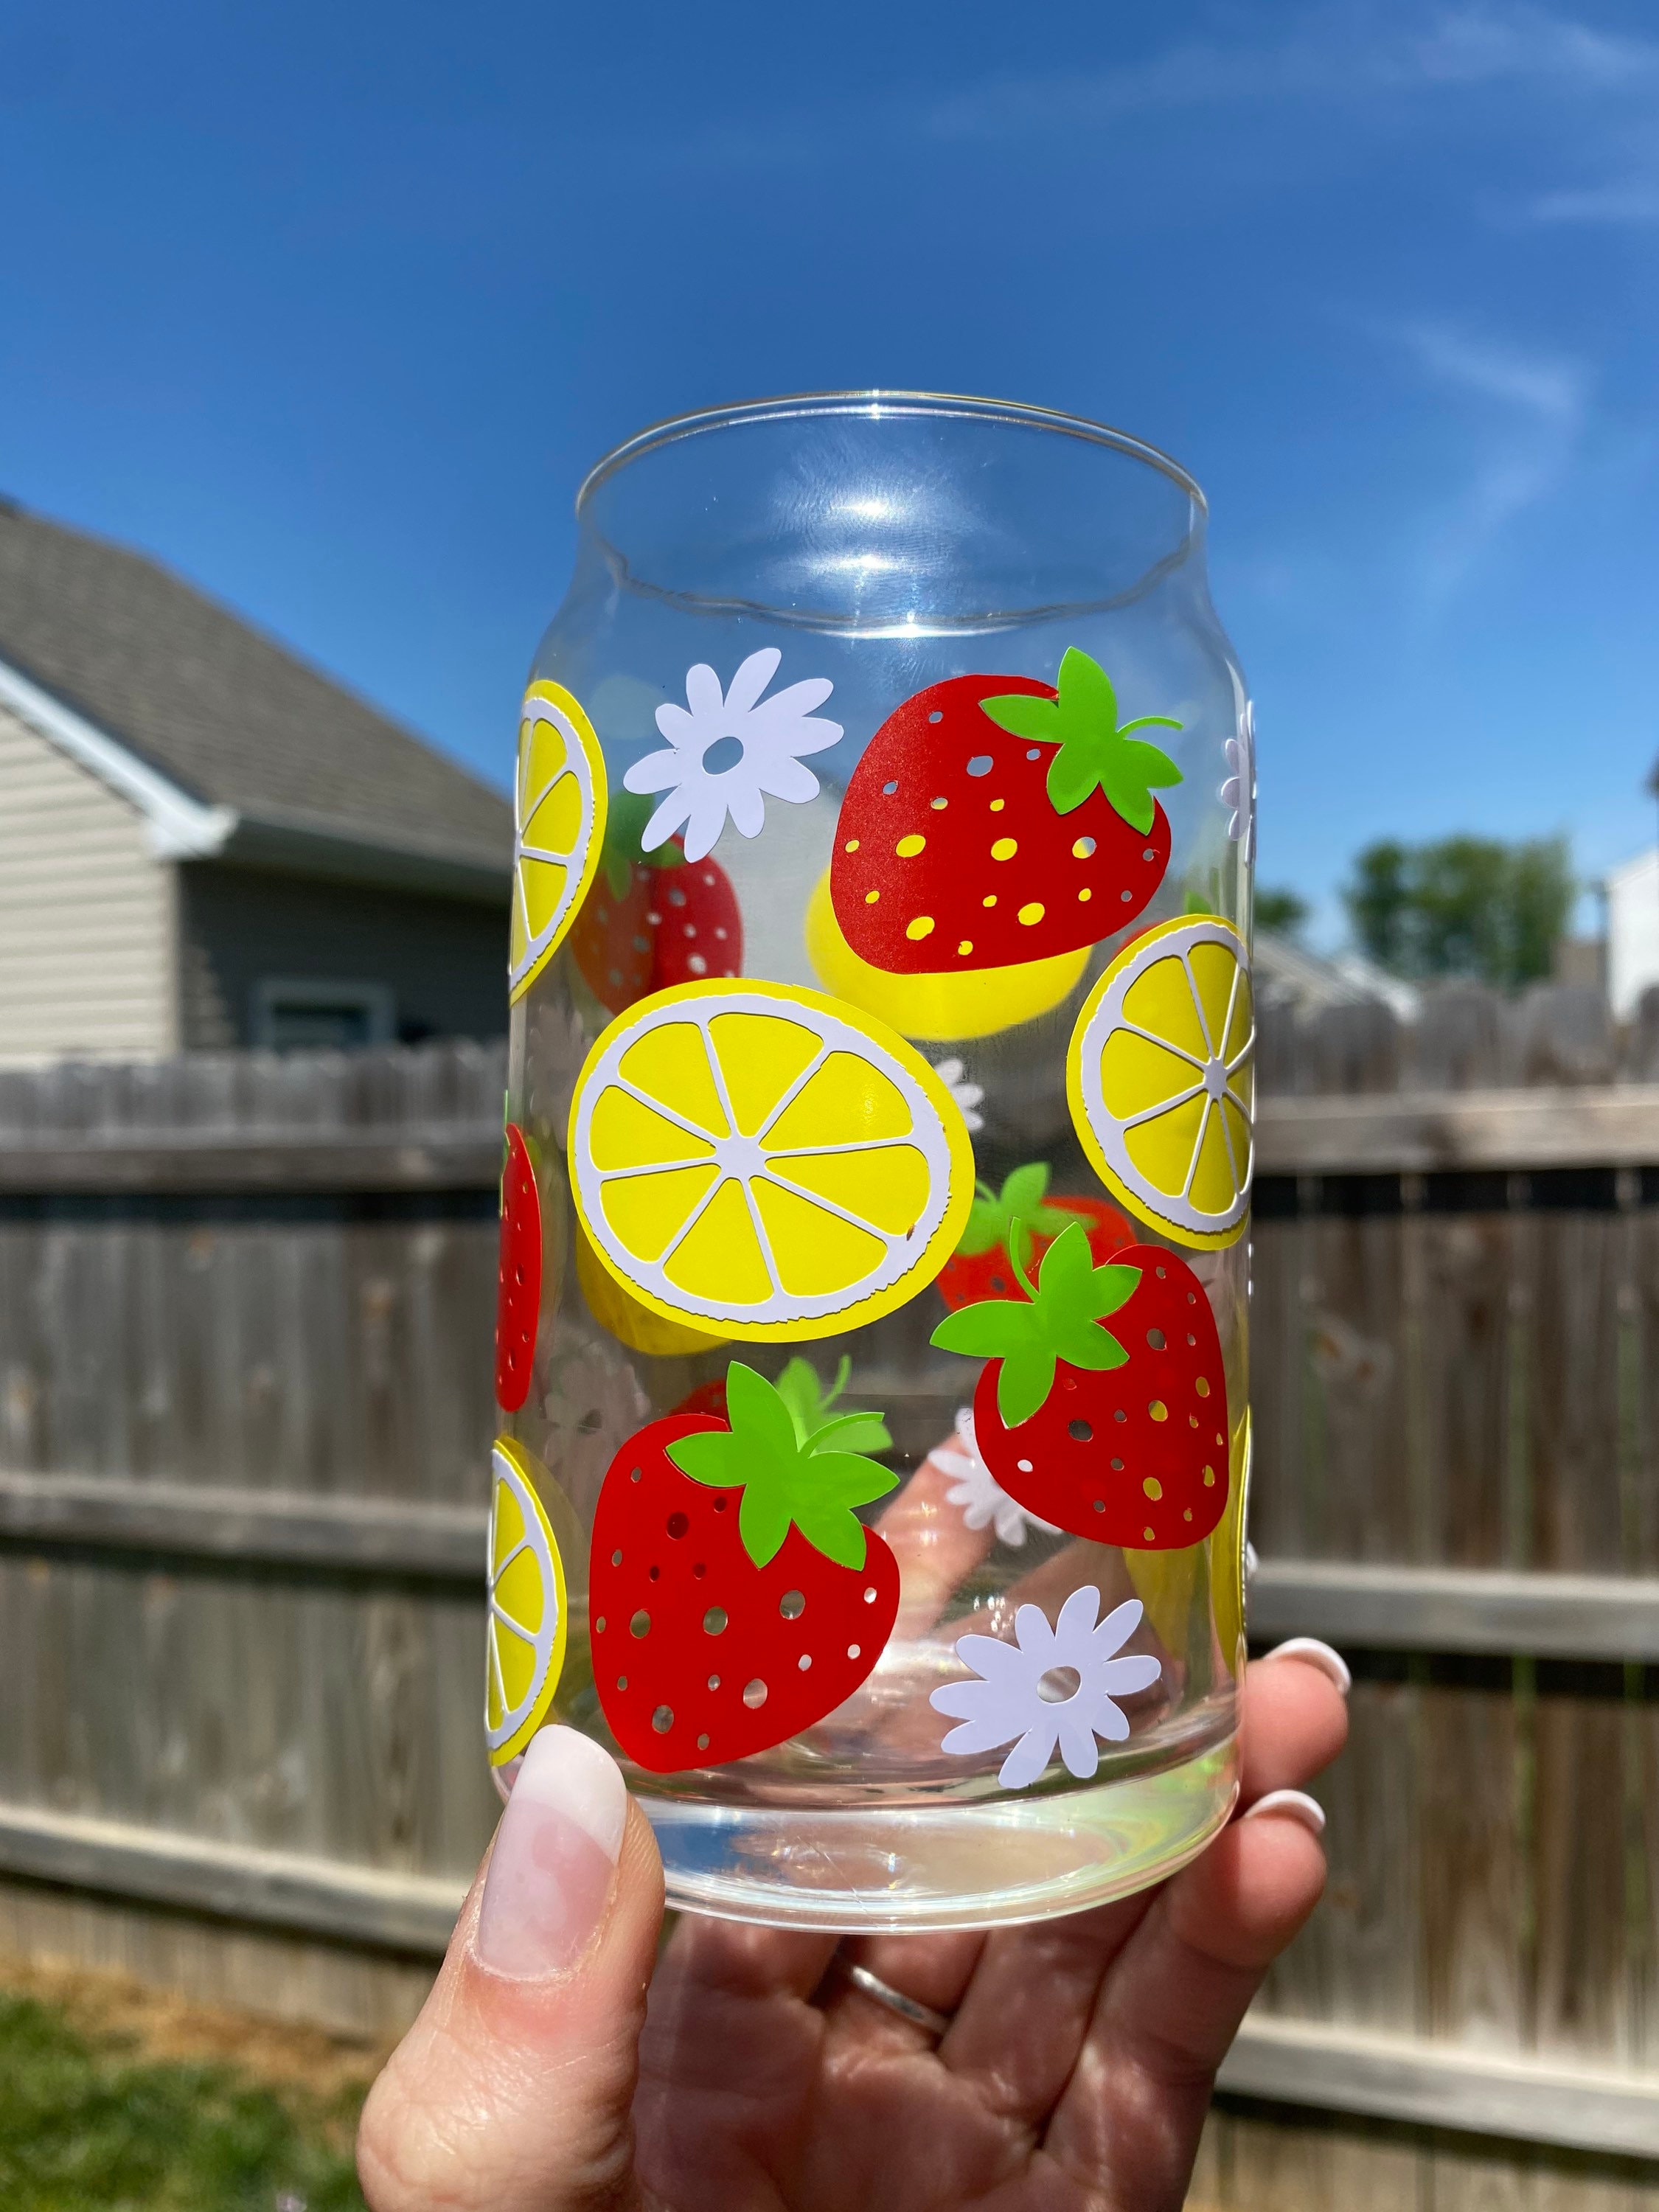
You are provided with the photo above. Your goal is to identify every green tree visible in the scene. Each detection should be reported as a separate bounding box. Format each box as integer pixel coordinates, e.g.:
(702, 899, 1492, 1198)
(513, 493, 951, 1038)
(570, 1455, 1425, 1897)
(1342, 835, 1573, 988)
(1254, 887, 1309, 936)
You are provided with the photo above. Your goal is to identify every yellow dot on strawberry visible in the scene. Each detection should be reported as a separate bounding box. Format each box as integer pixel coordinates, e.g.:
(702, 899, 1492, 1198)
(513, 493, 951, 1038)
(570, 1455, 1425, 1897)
(1072, 836, 1096, 858)
(982, 894, 997, 908)
(1079, 888, 1093, 902)
(957, 940, 973, 956)
(990, 797, 1006, 813)
(1149, 1399, 1168, 1421)
(1143, 1477, 1163, 1500)
(865, 889, 880, 904)
(844, 838, 860, 852)
(1018, 902, 1045, 926)
(990, 836, 1018, 860)
(896, 834, 926, 858)
(907, 915, 935, 941)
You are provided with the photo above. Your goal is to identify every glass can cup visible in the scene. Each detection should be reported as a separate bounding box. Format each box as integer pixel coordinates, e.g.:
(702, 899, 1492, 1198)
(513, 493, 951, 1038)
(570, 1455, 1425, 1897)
(486, 392, 1255, 1932)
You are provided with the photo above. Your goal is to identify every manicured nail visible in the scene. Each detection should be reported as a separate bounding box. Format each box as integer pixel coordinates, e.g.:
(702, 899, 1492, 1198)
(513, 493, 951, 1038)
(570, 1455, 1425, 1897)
(1265, 1637, 1351, 1696)
(476, 1727, 627, 1978)
(1242, 1788, 1326, 1834)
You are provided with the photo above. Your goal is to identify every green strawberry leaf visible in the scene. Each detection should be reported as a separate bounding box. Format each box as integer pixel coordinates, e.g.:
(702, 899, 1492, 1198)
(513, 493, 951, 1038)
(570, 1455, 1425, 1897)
(1038, 647, 1185, 830)
(978, 692, 1063, 742)
(1051, 1317, 1130, 1371)
(791, 1497, 871, 1571)
(931, 1301, 1043, 1359)
(997, 1345, 1059, 1427)
(726, 1360, 801, 1459)
(956, 1183, 1009, 1256)
(739, 1482, 793, 1569)
(776, 1354, 891, 1453)
(932, 1224, 1141, 1423)
(1000, 1162, 1051, 1217)
(667, 1362, 893, 1573)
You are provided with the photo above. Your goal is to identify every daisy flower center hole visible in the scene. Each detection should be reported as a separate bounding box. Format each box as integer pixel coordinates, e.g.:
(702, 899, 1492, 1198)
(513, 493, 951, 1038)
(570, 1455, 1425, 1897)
(1037, 1666, 1082, 1704)
(700, 734, 745, 776)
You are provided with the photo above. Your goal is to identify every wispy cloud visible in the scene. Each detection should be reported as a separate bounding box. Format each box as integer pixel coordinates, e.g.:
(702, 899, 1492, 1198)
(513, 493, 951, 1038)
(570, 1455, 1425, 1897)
(921, 2, 1659, 145)
(1390, 323, 1589, 612)
(1528, 184, 1659, 223)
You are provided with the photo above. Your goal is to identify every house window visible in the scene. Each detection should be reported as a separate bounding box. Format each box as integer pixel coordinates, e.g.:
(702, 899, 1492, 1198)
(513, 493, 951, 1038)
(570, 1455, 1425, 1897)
(251, 979, 395, 1051)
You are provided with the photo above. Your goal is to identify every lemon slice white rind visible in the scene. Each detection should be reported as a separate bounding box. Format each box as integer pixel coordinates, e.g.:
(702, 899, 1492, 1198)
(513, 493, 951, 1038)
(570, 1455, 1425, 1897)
(1066, 914, 1253, 1250)
(486, 1437, 568, 1765)
(509, 680, 608, 1005)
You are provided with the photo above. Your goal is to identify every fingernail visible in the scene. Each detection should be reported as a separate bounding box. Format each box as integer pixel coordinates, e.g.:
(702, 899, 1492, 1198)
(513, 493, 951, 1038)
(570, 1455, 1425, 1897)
(1265, 1637, 1351, 1696)
(476, 1728, 627, 1978)
(1242, 1788, 1326, 1834)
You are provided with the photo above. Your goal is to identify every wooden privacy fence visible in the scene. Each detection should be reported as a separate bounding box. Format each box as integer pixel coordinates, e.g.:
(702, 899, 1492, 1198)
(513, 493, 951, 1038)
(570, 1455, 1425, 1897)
(4, 997, 1659, 2202)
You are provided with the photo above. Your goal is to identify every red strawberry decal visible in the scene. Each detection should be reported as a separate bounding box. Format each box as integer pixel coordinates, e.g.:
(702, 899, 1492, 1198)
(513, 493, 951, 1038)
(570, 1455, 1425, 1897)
(494, 1123, 542, 1411)
(931, 1225, 1228, 1549)
(937, 1161, 1134, 1312)
(573, 796, 741, 1015)
(830, 651, 1180, 975)
(590, 1361, 900, 1772)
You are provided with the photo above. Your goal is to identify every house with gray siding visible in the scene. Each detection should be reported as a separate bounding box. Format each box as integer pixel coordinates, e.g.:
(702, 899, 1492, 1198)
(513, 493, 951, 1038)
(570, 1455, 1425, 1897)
(0, 498, 511, 1060)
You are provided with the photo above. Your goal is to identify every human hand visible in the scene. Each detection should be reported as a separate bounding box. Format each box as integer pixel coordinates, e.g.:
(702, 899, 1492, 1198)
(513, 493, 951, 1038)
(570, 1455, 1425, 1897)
(358, 1642, 1347, 2212)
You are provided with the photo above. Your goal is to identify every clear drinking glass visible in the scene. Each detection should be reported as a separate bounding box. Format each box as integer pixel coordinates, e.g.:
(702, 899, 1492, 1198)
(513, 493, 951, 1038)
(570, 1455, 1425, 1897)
(487, 392, 1254, 1932)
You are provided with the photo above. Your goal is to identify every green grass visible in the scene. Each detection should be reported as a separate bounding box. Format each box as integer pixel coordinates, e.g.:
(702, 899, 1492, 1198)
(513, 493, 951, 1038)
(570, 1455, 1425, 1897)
(0, 1987, 366, 2211)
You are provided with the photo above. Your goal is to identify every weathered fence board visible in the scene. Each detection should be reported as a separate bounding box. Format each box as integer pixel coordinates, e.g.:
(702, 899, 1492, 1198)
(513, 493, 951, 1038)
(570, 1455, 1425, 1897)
(3, 996, 1659, 2201)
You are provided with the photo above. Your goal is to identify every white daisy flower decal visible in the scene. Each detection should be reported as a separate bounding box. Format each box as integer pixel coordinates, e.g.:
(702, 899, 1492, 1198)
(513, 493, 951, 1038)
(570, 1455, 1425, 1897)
(623, 648, 843, 864)
(931, 1057, 984, 1134)
(1219, 700, 1256, 866)
(931, 1408, 1057, 1548)
(931, 1588, 1162, 1790)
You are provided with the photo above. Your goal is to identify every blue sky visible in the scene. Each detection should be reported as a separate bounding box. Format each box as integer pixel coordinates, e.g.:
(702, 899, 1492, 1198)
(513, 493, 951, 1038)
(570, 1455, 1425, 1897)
(3, 0, 1655, 939)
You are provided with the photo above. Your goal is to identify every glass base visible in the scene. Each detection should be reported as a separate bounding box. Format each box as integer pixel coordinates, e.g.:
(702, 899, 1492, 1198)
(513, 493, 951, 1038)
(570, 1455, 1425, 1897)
(647, 1732, 1239, 1933)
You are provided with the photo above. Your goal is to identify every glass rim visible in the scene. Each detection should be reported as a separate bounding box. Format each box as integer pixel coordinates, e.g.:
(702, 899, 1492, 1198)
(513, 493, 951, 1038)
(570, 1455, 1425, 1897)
(574, 388, 1208, 520)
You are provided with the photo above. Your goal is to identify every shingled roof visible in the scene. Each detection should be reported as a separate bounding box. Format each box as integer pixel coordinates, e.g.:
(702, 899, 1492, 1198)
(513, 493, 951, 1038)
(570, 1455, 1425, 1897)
(0, 500, 512, 894)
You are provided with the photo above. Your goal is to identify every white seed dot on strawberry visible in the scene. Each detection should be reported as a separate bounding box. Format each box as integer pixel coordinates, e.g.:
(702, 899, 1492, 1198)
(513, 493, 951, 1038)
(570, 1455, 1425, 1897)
(630, 1609, 650, 1635)
(1026, 747, 1040, 760)
(928, 711, 944, 725)
(1147, 1329, 1165, 1349)
(596, 1616, 607, 1633)
(714, 927, 727, 939)
(703, 1606, 726, 1634)
(742, 1679, 768, 1708)
(863, 1587, 877, 1604)
(798, 1655, 812, 1671)
(882, 779, 900, 794)
(668, 887, 686, 906)
(697, 1733, 710, 1750)
(847, 1644, 860, 1660)
(652, 1705, 673, 1733)
(646, 911, 661, 925)
(617, 1674, 627, 1689)
(1017, 1457, 1033, 1472)
(779, 1589, 805, 1619)
(687, 954, 707, 974)
(965, 754, 992, 777)
(1110, 1456, 1124, 1471)
(707, 1674, 720, 1689)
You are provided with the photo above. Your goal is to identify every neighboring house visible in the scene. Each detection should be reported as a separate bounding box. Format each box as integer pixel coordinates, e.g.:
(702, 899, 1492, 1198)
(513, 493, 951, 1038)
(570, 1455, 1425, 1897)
(1253, 928, 1420, 1021)
(1605, 846, 1659, 1019)
(0, 498, 512, 1060)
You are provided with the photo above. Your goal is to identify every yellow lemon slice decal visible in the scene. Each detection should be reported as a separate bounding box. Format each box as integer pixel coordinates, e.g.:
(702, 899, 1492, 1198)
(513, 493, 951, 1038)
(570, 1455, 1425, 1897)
(509, 680, 608, 1004)
(1066, 915, 1253, 1249)
(486, 1437, 568, 1764)
(568, 978, 975, 1340)
(804, 872, 1088, 1043)
(574, 1214, 728, 1357)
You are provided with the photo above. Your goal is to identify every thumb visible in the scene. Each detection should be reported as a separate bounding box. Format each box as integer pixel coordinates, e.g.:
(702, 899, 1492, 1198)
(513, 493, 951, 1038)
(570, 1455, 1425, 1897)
(358, 1727, 664, 2212)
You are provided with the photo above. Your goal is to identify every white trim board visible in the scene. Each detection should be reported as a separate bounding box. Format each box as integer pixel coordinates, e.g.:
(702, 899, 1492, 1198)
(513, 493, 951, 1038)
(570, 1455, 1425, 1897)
(0, 654, 236, 860)
(1220, 2014, 1659, 2161)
